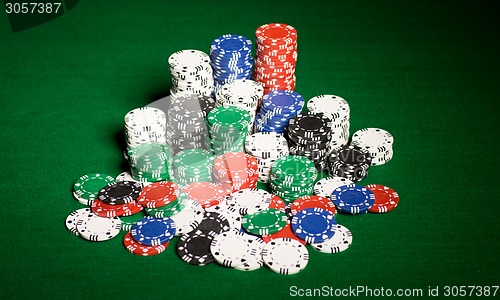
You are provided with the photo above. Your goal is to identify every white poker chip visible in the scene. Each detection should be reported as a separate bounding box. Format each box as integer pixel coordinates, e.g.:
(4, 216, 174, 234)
(226, 188, 273, 215)
(261, 237, 309, 275)
(169, 205, 205, 236)
(210, 231, 265, 270)
(65, 208, 92, 235)
(244, 132, 289, 159)
(76, 212, 122, 242)
(205, 203, 242, 231)
(314, 176, 354, 199)
(309, 224, 353, 253)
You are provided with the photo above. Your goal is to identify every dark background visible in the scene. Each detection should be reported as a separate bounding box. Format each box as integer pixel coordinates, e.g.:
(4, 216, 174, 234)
(0, 1, 499, 299)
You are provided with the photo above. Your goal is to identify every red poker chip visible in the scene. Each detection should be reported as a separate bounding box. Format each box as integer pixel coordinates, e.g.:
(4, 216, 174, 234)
(261, 221, 306, 245)
(269, 194, 286, 211)
(91, 198, 143, 217)
(136, 181, 179, 208)
(255, 23, 298, 45)
(290, 195, 336, 216)
(123, 232, 169, 256)
(365, 184, 399, 213)
(182, 182, 227, 208)
(213, 152, 258, 180)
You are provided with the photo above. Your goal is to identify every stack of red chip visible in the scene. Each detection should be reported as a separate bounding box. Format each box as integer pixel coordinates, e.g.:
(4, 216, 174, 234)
(254, 23, 298, 94)
(213, 152, 258, 192)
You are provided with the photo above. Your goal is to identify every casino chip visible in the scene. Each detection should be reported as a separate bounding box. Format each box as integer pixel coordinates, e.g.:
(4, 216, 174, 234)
(169, 205, 205, 236)
(291, 207, 337, 243)
(244, 132, 289, 183)
(365, 184, 399, 213)
(314, 176, 354, 200)
(123, 232, 169, 256)
(210, 230, 265, 270)
(127, 142, 173, 182)
(306, 95, 350, 152)
(115, 171, 151, 187)
(182, 182, 227, 208)
(173, 148, 214, 186)
(326, 145, 372, 182)
(206, 106, 251, 155)
(242, 208, 287, 235)
(226, 188, 273, 215)
(213, 152, 259, 192)
(261, 220, 306, 245)
(65, 208, 92, 236)
(254, 24, 298, 94)
(290, 195, 336, 216)
(205, 203, 242, 232)
(73, 173, 115, 205)
(136, 181, 179, 208)
(196, 211, 231, 234)
(119, 211, 146, 232)
(75, 211, 122, 242)
(331, 184, 375, 214)
(168, 50, 213, 98)
(98, 181, 142, 205)
(130, 216, 176, 246)
(254, 90, 304, 134)
(351, 128, 394, 166)
(91, 197, 143, 218)
(177, 229, 217, 266)
(262, 237, 309, 275)
(144, 193, 199, 218)
(268, 194, 286, 211)
(309, 224, 353, 253)
(124, 107, 167, 149)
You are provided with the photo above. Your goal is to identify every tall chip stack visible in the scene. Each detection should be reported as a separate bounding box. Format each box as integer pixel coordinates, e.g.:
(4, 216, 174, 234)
(215, 79, 264, 133)
(350, 128, 394, 165)
(254, 90, 304, 134)
(244, 132, 289, 183)
(306, 95, 350, 153)
(285, 112, 332, 171)
(168, 50, 213, 99)
(326, 145, 372, 182)
(210, 34, 253, 93)
(254, 23, 298, 94)
(206, 106, 251, 155)
(213, 152, 258, 193)
(173, 148, 215, 187)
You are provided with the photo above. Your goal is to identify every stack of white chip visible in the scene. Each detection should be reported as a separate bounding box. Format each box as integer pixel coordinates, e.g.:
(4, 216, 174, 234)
(215, 79, 264, 133)
(168, 50, 214, 99)
(244, 132, 289, 183)
(306, 95, 350, 152)
(124, 107, 167, 149)
(350, 128, 394, 165)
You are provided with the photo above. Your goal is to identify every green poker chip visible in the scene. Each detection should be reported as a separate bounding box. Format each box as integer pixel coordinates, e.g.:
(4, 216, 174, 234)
(73, 173, 116, 202)
(242, 208, 288, 235)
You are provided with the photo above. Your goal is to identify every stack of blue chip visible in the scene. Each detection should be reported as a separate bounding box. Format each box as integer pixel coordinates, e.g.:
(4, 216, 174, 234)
(210, 34, 254, 91)
(254, 90, 304, 133)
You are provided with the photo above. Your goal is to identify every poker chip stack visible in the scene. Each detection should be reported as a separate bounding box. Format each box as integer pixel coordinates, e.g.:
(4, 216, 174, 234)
(206, 106, 251, 155)
(244, 132, 289, 183)
(254, 90, 304, 134)
(285, 112, 332, 171)
(350, 128, 394, 165)
(173, 148, 215, 187)
(213, 152, 258, 193)
(128, 142, 173, 182)
(326, 145, 372, 182)
(215, 79, 264, 133)
(168, 50, 214, 99)
(254, 23, 298, 94)
(166, 94, 215, 155)
(269, 155, 318, 203)
(124, 107, 167, 149)
(210, 34, 253, 92)
(306, 95, 350, 152)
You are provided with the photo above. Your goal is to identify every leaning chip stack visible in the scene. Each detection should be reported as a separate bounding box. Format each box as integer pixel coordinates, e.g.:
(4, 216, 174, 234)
(169, 50, 213, 99)
(351, 128, 394, 166)
(210, 34, 254, 92)
(254, 23, 298, 94)
(128, 142, 173, 182)
(254, 90, 304, 134)
(244, 132, 289, 183)
(213, 152, 258, 193)
(326, 145, 371, 182)
(166, 94, 215, 155)
(286, 112, 332, 171)
(269, 155, 318, 203)
(124, 107, 167, 149)
(306, 95, 350, 152)
(173, 148, 215, 186)
(215, 79, 264, 133)
(206, 106, 251, 155)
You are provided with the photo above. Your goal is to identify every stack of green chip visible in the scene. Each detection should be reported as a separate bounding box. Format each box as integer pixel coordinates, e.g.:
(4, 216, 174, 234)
(128, 142, 173, 182)
(173, 148, 215, 186)
(270, 155, 318, 203)
(206, 106, 251, 155)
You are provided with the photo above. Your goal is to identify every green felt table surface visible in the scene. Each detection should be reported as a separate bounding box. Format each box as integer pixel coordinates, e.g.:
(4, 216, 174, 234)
(0, 0, 499, 299)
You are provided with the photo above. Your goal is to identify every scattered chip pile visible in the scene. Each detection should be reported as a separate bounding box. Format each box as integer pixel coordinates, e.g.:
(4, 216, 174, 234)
(166, 94, 214, 155)
(215, 79, 264, 133)
(286, 112, 332, 171)
(269, 155, 318, 203)
(254, 23, 298, 94)
(206, 106, 251, 155)
(244, 132, 289, 183)
(168, 50, 213, 99)
(351, 128, 394, 165)
(173, 148, 215, 186)
(306, 95, 350, 152)
(254, 90, 304, 134)
(210, 34, 254, 92)
(326, 145, 372, 182)
(213, 152, 258, 192)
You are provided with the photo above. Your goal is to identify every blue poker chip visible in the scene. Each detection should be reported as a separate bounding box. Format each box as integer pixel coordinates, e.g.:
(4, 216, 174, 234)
(130, 216, 176, 246)
(331, 184, 375, 214)
(291, 207, 337, 243)
(210, 34, 252, 53)
(261, 90, 305, 114)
